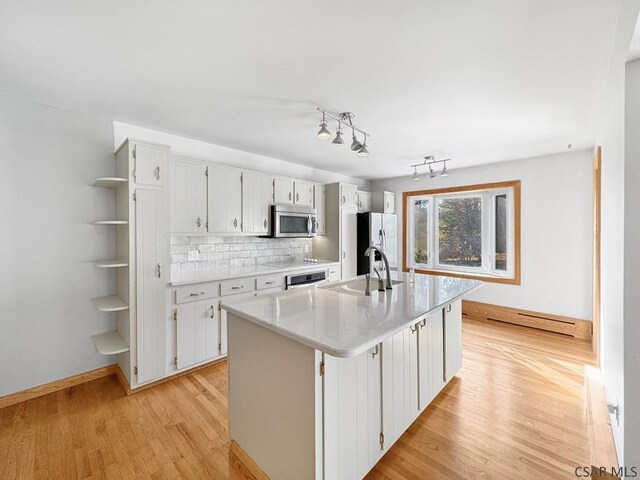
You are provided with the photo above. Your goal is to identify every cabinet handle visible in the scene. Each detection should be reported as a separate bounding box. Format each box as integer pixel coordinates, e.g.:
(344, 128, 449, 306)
(420, 319, 427, 328)
(155, 166, 161, 180)
(410, 324, 418, 334)
(386, 201, 389, 208)
(296, 192, 299, 202)
(265, 281, 275, 285)
(342, 251, 346, 259)
(233, 218, 238, 228)
(446, 304, 452, 313)
(371, 344, 380, 358)
(196, 217, 202, 228)
(231, 285, 244, 290)
(157, 263, 161, 278)
(210, 305, 215, 319)
(190, 291, 205, 297)
(342, 195, 346, 204)
(264, 219, 268, 229)
(289, 192, 292, 201)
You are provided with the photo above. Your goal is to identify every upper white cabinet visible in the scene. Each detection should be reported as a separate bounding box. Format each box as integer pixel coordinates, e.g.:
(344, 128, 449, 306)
(357, 191, 371, 212)
(208, 165, 242, 233)
(314, 184, 326, 235)
(243, 171, 273, 235)
(294, 180, 314, 207)
(371, 191, 396, 214)
(170, 159, 207, 234)
(274, 177, 294, 204)
(133, 143, 168, 187)
(341, 184, 359, 210)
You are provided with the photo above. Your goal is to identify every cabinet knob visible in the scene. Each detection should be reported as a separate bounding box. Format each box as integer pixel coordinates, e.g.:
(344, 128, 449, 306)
(296, 192, 299, 202)
(289, 192, 292, 201)
(196, 217, 202, 228)
(155, 166, 161, 180)
(157, 263, 162, 278)
(264, 219, 268, 229)
(233, 218, 238, 228)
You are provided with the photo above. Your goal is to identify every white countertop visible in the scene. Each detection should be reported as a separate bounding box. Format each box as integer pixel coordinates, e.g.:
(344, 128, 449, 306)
(221, 272, 482, 358)
(169, 259, 339, 286)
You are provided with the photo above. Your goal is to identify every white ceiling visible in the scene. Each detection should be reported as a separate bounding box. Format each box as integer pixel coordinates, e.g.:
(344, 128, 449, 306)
(0, 0, 628, 179)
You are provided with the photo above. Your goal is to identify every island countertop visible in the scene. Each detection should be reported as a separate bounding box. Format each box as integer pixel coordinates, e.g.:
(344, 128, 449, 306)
(221, 272, 482, 358)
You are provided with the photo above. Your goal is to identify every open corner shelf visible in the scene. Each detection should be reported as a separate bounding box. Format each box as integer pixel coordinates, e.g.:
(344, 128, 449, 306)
(93, 295, 129, 312)
(93, 259, 129, 268)
(91, 331, 129, 355)
(93, 220, 128, 226)
(93, 177, 128, 189)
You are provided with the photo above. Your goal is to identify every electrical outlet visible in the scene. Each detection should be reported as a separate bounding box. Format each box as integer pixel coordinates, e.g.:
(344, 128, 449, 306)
(188, 250, 199, 261)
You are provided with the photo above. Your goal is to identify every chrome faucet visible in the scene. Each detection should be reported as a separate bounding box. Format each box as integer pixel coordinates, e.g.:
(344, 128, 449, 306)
(364, 246, 393, 290)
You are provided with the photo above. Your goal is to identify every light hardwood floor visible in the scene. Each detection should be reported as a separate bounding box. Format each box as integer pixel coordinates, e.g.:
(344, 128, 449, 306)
(0, 318, 594, 479)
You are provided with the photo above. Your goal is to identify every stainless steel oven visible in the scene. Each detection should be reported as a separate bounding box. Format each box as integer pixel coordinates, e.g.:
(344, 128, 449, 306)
(286, 270, 327, 289)
(270, 204, 318, 238)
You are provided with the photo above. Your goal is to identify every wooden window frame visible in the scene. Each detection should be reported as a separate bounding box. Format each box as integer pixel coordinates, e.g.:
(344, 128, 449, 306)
(402, 180, 521, 285)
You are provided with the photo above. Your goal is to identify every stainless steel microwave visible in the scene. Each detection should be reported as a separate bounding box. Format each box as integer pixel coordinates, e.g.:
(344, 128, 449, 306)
(269, 204, 318, 238)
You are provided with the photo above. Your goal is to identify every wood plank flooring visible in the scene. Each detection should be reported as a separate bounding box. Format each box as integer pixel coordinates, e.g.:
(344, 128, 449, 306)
(0, 318, 594, 479)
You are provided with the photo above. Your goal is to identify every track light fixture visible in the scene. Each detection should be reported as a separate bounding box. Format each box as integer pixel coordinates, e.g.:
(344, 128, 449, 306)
(409, 155, 452, 181)
(316, 107, 370, 156)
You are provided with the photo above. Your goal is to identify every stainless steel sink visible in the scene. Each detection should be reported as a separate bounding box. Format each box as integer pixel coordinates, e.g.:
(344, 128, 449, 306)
(323, 278, 404, 295)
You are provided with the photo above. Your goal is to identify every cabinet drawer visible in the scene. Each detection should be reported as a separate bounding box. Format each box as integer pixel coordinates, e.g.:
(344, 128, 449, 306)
(221, 278, 254, 296)
(328, 265, 340, 282)
(175, 283, 220, 304)
(256, 275, 285, 290)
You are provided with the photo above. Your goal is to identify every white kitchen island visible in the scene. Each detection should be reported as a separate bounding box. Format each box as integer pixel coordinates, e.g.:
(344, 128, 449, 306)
(221, 272, 482, 480)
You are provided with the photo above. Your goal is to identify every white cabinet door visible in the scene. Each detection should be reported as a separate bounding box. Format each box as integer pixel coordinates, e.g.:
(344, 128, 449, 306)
(384, 192, 396, 214)
(133, 143, 168, 187)
(323, 345, 382, 480)
(243, 171, 272, 234)
(418, 309, 445, 411)
(176, 300, 220, 370)
(357, 191, 371, 212)
(170, 160, 207, 233)
(294, 180, 314, 207)
(341, 184, 358, 210)
(381, 326, 418, 448)
(444, 300, 463, 382)
(208, 165, 242, 233)
(314, 184, 326, 235)
(274, 177, 294, 204)
(340, 210, 358, 280)
(219, 292, 253, 355)
(135, 188, 167, 384)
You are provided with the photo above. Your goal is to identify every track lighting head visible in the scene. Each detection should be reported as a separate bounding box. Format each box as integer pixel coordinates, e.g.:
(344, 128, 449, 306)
(429, 165, 437, 179)
(332, 122, 344, 145)
(441, 162, 449, 177)
(411, 155, 452, 179)
(350, 130, 363, 151)
(358, 134, 369, 156)
(317, 112, 331, 139)
(412, 167, 420, 181)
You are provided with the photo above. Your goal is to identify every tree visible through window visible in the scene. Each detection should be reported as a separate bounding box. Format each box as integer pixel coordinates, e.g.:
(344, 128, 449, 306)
(438, 197, 482, 268)
(405, 181, 519, 283)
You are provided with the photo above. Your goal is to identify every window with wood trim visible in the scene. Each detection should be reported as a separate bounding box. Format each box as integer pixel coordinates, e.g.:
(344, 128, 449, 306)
(403, 181, 520, 285)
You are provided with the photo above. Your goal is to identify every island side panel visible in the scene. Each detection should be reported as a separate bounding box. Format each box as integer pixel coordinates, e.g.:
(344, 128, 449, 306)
(227, 312, 322, 480)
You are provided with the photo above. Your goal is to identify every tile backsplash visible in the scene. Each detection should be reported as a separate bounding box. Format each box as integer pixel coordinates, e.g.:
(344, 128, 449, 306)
(170, 236, 313, 277)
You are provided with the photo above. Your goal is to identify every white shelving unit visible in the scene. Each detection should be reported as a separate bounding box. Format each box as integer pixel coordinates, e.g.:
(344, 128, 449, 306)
(92, 259, 129, 268)
(93, 294, 129, 312)
(93, 220, 128, 225)
(91, 331, 130, 355)
(93, 177, 128, 189)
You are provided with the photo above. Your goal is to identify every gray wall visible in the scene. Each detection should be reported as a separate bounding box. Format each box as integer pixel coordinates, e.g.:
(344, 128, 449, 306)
(0, 94, 116, 396)
(371, 149, 593, 321)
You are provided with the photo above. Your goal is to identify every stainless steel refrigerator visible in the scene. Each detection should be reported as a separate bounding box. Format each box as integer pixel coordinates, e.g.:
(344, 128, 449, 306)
(357, 212, 398, 275)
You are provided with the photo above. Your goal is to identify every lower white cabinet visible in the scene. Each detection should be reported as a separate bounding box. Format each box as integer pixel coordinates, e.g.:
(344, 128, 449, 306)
(323, 345, 383, 480)
(445, 300, 463, 381)
(418, 309, 445, 410)
(176, 300, 220, 369)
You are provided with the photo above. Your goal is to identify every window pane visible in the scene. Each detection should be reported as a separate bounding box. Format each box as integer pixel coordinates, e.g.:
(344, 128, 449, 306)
(494, 194, 507, 271)
(412, 199, 429, 264)
(438, 197, 482, 268)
